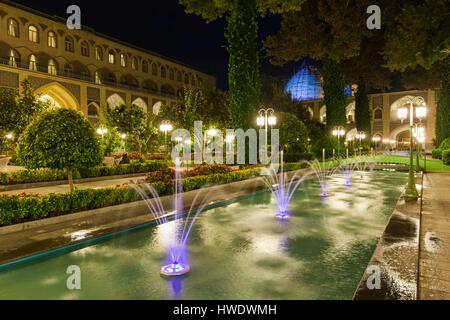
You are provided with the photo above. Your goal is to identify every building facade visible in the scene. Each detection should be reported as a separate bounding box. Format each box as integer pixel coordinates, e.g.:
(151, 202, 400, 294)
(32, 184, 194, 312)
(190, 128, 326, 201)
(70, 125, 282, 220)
(0, 0, 216, 125)
(301, 89, 437, 151)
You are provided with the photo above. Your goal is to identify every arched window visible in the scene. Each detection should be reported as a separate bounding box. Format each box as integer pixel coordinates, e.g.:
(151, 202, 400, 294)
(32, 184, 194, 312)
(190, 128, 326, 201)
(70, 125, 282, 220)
(185, 74, 189, 84)
(152, 63, 157, 76)
(191, 75, 196, 86)
(374, 108, 383, 120)
(120, 54, 127, 67)
(95, 71, 102, 84)
(64, 63, 74, 76)
(28, 25, 39, 43)
(81, 41, 89, 57)
(131, 57, 138, 70)
(8, 49, 19, 67)
(142, 60, 149, 73)
(169, 68, 174, 80)
(108, 50, 115, 64)
(48, 31, 57, 48)
(161, 66, 166, 78)
(48, 59, 57, 75)
(106, 72, 116, 84)
(87, 103, 99, 125)
(7, 19, 19, 37)
(29, 54, 37, 71)
(95, 46, 103, 61)
(177, 70, 182, 82)
(65, 36, 74, 52)
(198, 77, 203, 86)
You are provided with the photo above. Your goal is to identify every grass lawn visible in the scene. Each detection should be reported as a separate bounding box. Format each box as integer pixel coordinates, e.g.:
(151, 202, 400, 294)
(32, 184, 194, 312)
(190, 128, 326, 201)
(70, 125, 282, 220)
(372, 155, 450, 172)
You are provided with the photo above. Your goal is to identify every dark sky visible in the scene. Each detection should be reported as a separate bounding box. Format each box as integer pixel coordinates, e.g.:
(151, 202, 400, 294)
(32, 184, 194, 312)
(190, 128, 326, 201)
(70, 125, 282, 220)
(9, 0, 300, 89)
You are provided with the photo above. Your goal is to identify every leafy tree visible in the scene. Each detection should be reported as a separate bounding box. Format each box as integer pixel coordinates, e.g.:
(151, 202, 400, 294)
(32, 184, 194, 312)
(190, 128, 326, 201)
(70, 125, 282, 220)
(16, 109, 102, 192)
(322, 59, 347, 129)
(265, 0, 371, 129)
(0, 80, 48, 137)
(158, 86, 230, 130)
(97, 124, 122, 156)
(354, 78, 371, 134)
(383, 0, 450, 71)
(436, 57, 450, 145)
(225, 0, 261, 129)
(107, 104, 155, 153)
(277, 112, 309, 159)
(180, 0, 303, 129)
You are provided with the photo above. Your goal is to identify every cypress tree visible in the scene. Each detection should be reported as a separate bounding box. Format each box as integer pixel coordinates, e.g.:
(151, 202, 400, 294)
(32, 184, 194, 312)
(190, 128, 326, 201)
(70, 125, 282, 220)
(322, 59, 347, 130)
(436, 57, 450, 146)
(355, 78, 371, 134)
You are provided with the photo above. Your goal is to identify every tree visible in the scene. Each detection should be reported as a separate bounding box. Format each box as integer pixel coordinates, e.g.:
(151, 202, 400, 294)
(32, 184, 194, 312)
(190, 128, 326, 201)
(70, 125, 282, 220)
(265, 0, 371, 130)
(277, 112, 309, 160)
(107, 104, 154, 153)
(436, 57, 450, 145)
(383, 0, 450, 72)
(225, 0, 260, 129)
(180, 0, 303, 129)
(0, 80, 48, 137)
(16, 109, 102, 192)
(354, 78, 371, 134)
(322, 59, 347, 129)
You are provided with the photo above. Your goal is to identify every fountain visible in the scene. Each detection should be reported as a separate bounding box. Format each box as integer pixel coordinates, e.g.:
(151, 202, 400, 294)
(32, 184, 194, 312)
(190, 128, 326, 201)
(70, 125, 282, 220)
(339, 155, 377, 185)
(307, 158, 340, 197)
(264, 151, 308, 219)
(131, 158, 210, 277)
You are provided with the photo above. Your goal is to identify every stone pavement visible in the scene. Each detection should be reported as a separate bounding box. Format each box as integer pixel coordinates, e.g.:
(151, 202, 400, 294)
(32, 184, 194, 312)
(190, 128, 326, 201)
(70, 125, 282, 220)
(419, 172, 450, 299)
(0, 175, 147, 196)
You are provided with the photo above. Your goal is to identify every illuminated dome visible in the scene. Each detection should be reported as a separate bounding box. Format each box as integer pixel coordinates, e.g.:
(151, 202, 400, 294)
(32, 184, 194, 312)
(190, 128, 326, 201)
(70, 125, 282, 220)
(285, 64, 324, 101)
(285, 64, 354, 101)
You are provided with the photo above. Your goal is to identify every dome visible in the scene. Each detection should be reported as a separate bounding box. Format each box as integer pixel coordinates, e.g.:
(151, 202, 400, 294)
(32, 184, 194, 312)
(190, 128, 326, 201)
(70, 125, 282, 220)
(285, 65, 324, 101)
(285, 64, 354, 101)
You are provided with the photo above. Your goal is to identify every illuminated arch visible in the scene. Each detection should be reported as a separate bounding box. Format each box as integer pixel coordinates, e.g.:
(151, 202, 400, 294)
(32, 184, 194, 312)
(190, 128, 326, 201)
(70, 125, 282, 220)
(346, 102, 355, 123)
(35, 82, 79, 110)
(106, 93, 125, 109)
(152, 101, 162, 115)
(132, 97, 148, 113)
(319, 105, 326, 123)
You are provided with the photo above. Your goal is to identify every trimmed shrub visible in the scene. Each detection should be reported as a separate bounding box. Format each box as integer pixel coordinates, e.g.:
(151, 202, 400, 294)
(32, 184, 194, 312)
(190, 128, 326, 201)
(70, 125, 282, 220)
(0, 161, 169, 186)
(189, 164, 232, 176)
(442, 149, 450, 165)
(432, 148, 442, 159)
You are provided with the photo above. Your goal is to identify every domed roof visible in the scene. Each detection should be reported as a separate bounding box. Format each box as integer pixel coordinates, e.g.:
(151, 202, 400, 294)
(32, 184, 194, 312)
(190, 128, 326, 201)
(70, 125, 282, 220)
(285, 64, 324, 101)
(285, 63, 354, 101)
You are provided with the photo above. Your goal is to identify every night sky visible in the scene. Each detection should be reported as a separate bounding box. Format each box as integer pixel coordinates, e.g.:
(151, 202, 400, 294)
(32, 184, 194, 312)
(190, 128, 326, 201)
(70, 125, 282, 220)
(9, 0, 301, 90)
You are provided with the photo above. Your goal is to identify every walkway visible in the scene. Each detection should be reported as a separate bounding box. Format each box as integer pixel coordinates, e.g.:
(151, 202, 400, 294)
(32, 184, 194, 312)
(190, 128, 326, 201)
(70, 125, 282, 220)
(0, 175, 147, 196)
(419, 172, 450, 299)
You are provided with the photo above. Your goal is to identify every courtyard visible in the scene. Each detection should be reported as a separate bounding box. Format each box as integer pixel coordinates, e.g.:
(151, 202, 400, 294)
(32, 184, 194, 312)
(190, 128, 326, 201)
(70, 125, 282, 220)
(0, 0, 450, 305)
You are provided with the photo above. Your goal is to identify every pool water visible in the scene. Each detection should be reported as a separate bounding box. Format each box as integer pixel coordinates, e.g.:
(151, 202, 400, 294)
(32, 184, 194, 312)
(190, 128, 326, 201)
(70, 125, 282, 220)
(0, 171, 407, 299)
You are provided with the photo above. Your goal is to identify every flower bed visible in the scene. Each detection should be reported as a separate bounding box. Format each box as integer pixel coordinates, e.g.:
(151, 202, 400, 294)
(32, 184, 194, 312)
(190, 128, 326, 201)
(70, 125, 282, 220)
(0, 162, 310, 226)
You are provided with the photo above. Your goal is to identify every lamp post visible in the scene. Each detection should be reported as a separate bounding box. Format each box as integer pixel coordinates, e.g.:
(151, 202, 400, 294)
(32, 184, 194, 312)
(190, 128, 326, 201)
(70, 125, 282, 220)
(372, 135, 381, 153)
(332, 126, 346, 158)
(257, 108, 276, 155)
(397, 96, 427, 201)
(159, 120, 173, 160)
(355, 131, 366, 156)
(96, 127, 108, 141)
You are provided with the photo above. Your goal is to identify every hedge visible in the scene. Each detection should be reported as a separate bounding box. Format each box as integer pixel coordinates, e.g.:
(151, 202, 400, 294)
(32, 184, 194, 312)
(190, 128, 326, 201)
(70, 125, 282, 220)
(0, 161, 169, 186)
(0, 163, 310, 226)
(442, 149, 450, 165)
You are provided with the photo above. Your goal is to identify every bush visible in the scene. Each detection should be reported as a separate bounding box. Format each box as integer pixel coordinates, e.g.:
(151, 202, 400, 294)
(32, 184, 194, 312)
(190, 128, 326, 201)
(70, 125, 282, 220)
(432, 148, 442, 159)
(442, 149, 450, 165)
(0, 161, 169, 185)
(189, 164, 232, 176)
(0, 162, 313, 226)
(431, 138, 450, 159)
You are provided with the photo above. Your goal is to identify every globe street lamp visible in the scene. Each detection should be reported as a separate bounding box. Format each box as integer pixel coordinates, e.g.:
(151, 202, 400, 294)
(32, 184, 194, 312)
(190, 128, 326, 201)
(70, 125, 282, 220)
(372, 135, 381, 152)
(257, 108, 276, 155)
(332, 126, 345, 158)
(159, 120, 173, 160)
(397, 96, 427, 201)
(355, 131, 366, 156)
(413, 125, 426, 171)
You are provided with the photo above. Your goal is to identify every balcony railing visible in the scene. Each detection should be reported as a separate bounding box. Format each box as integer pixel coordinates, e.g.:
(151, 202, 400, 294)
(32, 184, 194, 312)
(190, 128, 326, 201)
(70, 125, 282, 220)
(0, 58, 177, 98)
